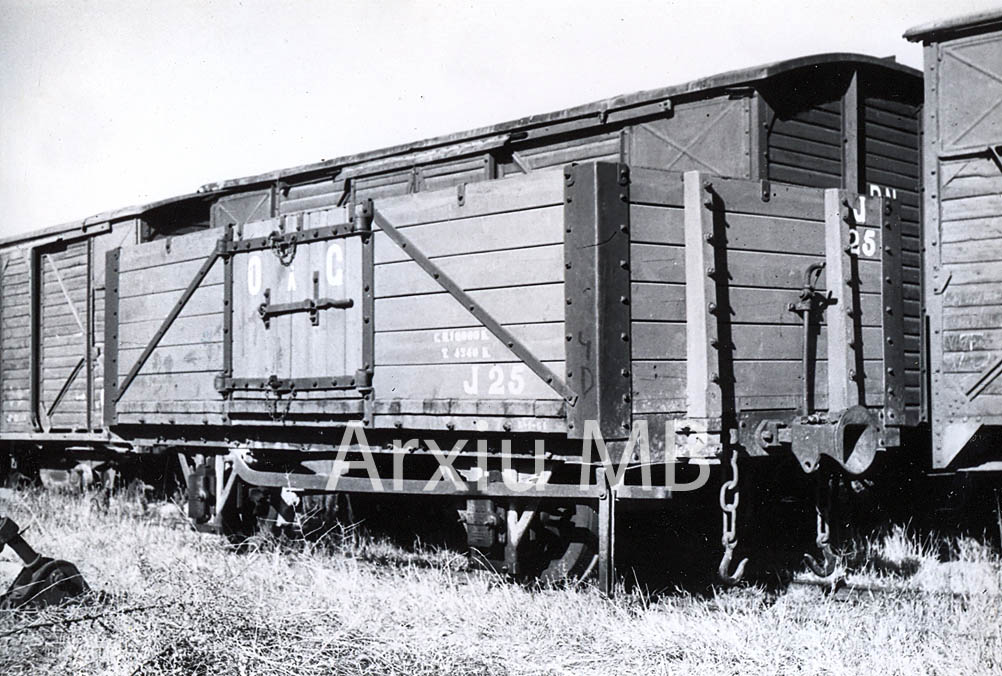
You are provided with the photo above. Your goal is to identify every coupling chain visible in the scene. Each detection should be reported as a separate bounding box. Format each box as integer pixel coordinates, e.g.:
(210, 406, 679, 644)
(719, 447, 740, 548)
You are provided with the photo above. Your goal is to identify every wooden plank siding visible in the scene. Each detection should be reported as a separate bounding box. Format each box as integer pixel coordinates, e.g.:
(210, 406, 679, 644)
(910, 20, 1002, 468)
(758, 65, 923, 424)
(938, 157, 1002, 400)
(861, 88, 924, 418)
(628, 169, 686, 415)
(39, 240, 90, 430)
(114, 228, 225, 423)
(628, 169, 895, 423)
(370, 168, 569, 431)
(0, 250, 31, 431)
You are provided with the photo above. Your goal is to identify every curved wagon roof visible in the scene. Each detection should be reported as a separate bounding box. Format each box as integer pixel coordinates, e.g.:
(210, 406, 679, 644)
(905, 8, 1002, 42)
(1, 52, 920, 249)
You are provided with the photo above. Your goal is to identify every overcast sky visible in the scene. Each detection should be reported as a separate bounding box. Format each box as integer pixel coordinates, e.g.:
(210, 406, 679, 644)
(0, 0, 997, 237)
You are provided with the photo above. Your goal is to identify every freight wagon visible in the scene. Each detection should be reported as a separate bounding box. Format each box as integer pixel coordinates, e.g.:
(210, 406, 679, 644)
(2, 18, 997, 592)
(907, 9, 1002, 471)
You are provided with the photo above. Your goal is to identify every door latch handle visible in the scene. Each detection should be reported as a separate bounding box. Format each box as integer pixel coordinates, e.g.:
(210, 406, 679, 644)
(258, 287, 353, 328)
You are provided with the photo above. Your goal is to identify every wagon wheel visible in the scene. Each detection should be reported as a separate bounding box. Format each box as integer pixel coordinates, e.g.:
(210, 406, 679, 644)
(522, 502, 599, 583)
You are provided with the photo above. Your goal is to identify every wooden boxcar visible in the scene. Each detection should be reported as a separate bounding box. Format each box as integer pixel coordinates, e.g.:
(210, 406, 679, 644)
(907, 10, 1002, 472)
(0, 53, 926, 589)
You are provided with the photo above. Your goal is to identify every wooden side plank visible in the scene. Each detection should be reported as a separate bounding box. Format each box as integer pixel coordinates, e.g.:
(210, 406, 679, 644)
(373, 205, 564, 264)
(375, 167, 565, 227)
(375, 284, 564, 332)
(373, 361, 565, 401)
(374, 244, 564, 298)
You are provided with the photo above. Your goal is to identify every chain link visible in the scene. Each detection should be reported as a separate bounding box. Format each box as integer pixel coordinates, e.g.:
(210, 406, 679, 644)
(265, 390, 294, 422)
(804, 472, 838, 578)
(269, 230, 297, 267)
(719, 446, 740, 547)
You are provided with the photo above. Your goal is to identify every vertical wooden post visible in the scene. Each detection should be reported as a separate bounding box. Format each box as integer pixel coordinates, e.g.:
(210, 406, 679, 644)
(825, 189, 857, 412)
(841, 70, 861, 193)
(102, 249, 121, 428)
(749, 94, 771, 182)
(880, 198, 905, 428)
(221, 225, 233, 424)
(683, 171, 721, 421)
(85, 238, 94, 430)
(0, 255, 5, 432)
(28, 247, 42, 431)
(563, 162, 632, 440)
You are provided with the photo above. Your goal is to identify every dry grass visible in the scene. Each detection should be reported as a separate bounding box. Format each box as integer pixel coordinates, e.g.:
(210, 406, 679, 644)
(0, 488, 1000, 675)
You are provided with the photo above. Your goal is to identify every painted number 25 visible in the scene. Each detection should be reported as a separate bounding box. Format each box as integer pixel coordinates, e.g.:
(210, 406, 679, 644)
(848, 229, 877, 258)
(462, 364, 526, 395)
